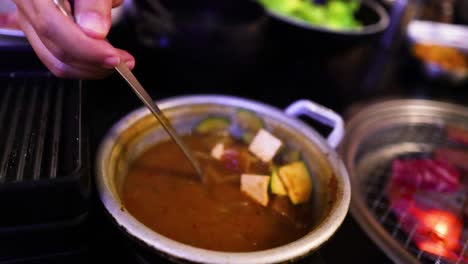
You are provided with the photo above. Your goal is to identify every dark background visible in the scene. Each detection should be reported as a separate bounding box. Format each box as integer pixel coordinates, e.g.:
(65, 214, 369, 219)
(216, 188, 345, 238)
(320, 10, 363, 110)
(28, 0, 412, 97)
(2, 0, 468, 262)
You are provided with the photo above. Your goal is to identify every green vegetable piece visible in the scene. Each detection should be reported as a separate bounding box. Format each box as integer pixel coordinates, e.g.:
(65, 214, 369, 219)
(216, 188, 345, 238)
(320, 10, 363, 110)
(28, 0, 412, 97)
(325, 0, 361, 30)
(235, 109, 264, 132)
(348, 0, 360, 11)
(194, 117, 231, 134)
(241, 131, 255, 144)
(258, 0, 361, 30)
(327, 1, 350, 17)
(230, 109, 264, 144)
(259, 0, 302, 14)
(283, 149, 302, 164)
(259, 0, 361, 30)
(295, 4, 326, 24)
(270, 167, 288, 196)
(275, 146, 302, 165)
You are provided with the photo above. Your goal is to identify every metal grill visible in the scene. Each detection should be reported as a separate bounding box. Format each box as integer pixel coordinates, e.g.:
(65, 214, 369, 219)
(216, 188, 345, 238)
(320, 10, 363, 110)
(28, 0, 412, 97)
(355, 123, 468, 264)
(0, 73, 81, 182)
(0, 73, 87, 227)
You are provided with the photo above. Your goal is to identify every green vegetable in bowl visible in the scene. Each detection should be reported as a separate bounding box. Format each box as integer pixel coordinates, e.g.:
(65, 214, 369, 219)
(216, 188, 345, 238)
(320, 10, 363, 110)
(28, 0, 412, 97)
(259, 0, 362, 30)
(194, 117, 231, 134)
(260, 0, 303, 14)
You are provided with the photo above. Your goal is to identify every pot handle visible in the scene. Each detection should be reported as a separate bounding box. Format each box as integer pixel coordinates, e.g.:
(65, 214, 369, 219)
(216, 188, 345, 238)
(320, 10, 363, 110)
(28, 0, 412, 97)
(285, 100, 344, 148)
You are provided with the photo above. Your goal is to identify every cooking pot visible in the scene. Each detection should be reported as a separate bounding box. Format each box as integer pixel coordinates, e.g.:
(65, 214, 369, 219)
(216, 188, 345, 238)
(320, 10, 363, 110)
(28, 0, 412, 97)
(96, 95, 350, 263)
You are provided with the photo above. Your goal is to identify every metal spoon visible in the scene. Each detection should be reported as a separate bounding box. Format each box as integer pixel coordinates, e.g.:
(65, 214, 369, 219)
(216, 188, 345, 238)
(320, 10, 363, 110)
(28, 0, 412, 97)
(53, 0, 204, 180)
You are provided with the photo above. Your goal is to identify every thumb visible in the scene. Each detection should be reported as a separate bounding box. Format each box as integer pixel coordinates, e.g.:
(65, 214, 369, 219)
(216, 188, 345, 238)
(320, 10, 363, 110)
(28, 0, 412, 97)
(74, 0, 112, 39)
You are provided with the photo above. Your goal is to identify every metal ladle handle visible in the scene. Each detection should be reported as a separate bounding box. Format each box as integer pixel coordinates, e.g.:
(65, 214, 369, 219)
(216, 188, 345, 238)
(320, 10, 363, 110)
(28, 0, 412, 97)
(113, 64, 205, 180)
(53, 0, 205, 180)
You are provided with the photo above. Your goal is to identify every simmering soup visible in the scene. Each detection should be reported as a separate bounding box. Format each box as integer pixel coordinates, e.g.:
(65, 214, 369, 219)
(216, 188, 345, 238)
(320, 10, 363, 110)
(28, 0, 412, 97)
(122, 111, 316, 252)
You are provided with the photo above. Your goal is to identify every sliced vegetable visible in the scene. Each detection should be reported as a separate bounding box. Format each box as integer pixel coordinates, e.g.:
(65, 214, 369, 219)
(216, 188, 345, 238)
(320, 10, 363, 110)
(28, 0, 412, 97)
(276, 147, 302, 164)
(241, 131, 255, 144)
(235, 109, 264, 132)
(283, 150, 301, 163)
(241, 174, 271, 206)
(259, 0, 361, 30)
(258, 0, 302, 14)
(294, 3, 326, 25)
(211, 143, 225, 160)
(278, 161, 312, 204)
(194, 117, 231, 134)
(270, 167, 287, 196)
(248, 129, 283, 163)
(230, 109, 265, 144)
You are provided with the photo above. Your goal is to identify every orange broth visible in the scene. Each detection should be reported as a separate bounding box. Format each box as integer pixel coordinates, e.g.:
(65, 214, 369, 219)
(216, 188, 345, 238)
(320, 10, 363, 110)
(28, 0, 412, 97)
(122, 134, 314, 252)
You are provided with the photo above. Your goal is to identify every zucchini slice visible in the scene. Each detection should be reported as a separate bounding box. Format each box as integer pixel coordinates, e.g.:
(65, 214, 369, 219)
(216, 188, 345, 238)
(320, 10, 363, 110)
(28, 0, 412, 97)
(241, 131, 255, 144)
(194, 117, 231, 134)
(270, 167, 287, 196)
(276, 147, 302, 164)
(230, 109, 265, 144)
(235, 109, 264, 132)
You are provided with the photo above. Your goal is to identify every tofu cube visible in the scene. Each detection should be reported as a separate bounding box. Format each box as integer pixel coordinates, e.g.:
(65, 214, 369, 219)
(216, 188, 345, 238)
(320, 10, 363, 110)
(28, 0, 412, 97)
(241, 174, 271, 206)
(248, 129, 282, 163)
(211, 143, 225, 160)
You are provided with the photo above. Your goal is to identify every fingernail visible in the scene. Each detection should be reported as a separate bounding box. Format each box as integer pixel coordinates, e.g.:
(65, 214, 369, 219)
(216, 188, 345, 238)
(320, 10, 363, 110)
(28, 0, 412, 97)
(76, 12, 109, 37)
(125, 59, 135, 69)
(103, 56, 120, 68)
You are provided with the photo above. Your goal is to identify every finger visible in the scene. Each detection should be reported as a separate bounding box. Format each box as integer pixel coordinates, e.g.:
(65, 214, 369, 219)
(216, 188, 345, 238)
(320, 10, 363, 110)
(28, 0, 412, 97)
(74, 0, 113, 39)
(17, 12, 112, 79)
(116, 48, 135, 69)
(16, 0, 121, 68)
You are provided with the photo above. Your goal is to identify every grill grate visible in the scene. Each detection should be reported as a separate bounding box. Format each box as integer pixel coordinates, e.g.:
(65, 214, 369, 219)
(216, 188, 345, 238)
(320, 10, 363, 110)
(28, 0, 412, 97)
(0, 74, 80, 182)
(356, 123, 468, 264)
(0, 73, 88, 227)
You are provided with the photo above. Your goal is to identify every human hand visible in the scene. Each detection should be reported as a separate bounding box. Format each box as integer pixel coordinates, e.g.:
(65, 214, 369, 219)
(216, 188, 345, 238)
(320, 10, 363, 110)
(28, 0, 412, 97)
(12, 0, 135, 79)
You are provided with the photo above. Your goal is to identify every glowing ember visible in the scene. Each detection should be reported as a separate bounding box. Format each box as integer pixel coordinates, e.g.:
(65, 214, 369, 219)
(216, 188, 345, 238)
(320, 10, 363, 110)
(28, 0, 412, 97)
(434, 221, 448, 238)
(390, 197, 465, 261)
(414, 209, 461, 253)
(387, 157, 468, 262)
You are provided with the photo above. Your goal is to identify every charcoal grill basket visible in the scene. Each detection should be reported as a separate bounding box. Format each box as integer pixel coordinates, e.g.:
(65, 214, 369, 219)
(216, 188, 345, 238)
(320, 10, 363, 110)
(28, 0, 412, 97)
(339, 99, 468, 264)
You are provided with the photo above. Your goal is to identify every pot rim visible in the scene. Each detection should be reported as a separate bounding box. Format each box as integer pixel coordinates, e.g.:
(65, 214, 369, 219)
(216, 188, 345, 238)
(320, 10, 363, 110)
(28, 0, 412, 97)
(96, 95, 350, 264)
